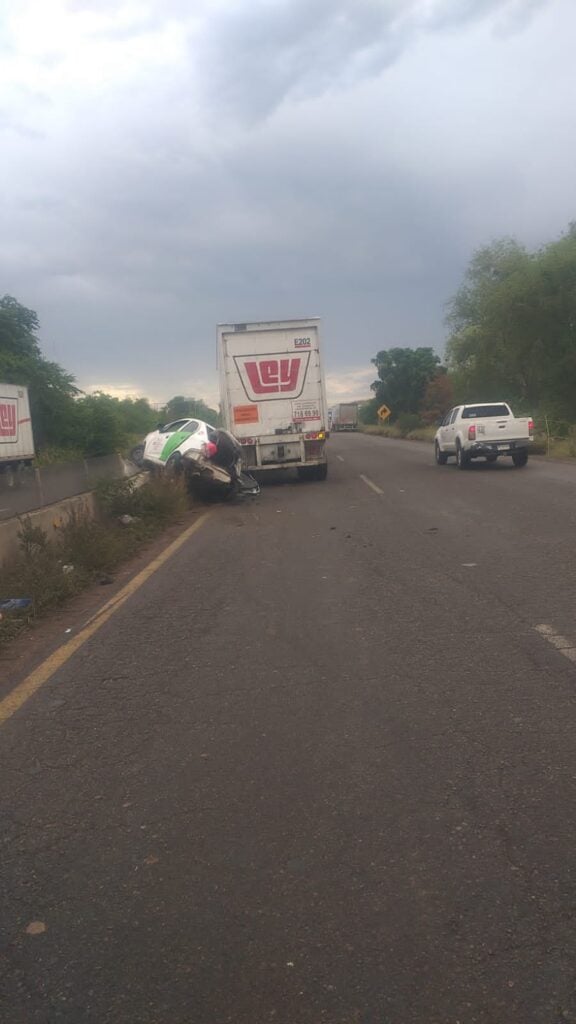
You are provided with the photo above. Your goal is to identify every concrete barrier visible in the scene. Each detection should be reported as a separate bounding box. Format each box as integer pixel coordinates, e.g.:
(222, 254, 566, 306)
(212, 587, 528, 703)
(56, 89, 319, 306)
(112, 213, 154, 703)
(0, 455, 136, 522)
(0, 492, 97, 567)
(0, 468, 148, 567)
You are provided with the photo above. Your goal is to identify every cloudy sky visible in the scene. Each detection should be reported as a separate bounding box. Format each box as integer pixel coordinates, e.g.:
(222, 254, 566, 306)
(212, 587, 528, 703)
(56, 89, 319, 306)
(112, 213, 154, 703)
(1, 0, 574, 406)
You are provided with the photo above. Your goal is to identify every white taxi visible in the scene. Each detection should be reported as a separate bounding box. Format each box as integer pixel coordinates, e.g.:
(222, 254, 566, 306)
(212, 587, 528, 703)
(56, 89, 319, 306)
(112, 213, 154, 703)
(143, 418, 219, 469)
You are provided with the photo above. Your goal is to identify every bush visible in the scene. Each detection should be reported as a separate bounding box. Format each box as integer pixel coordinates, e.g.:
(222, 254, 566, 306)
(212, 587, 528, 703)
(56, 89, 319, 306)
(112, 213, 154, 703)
(95, 476, 188, 523)
(360, 424, 403, 438)
(396, 413, 423, 436)
(405, 426, 436, 442)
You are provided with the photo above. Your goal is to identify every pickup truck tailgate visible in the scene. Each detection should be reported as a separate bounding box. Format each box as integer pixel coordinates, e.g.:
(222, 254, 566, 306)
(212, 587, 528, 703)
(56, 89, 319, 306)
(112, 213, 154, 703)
(476, 418, 530, 442)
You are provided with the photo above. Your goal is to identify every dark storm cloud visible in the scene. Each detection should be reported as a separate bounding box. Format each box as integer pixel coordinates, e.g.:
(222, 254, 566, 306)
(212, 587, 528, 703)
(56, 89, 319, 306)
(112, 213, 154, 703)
(196, 0, 545, 119)
(0, 0, 568, 404)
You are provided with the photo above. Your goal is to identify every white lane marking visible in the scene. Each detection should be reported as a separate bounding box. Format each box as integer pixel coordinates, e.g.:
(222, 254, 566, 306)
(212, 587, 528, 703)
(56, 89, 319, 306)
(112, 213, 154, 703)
(336, 455, 345, 462)
(462, 563, 477, 567)
(359, 474, 384, 496)
(534, 624, 576, 663)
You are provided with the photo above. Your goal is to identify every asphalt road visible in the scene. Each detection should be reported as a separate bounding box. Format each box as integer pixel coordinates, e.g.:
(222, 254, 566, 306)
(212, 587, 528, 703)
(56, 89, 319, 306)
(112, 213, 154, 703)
(2, 434, 576, 1023)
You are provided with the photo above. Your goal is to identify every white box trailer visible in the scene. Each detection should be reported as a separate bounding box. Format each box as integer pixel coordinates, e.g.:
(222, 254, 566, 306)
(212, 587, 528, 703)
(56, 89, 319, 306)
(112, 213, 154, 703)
(218, 318, 328, 479)
(0, 384, 34, 469)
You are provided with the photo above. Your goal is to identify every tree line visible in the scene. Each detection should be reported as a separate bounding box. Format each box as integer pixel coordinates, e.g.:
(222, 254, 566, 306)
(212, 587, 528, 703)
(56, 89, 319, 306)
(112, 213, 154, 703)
(364, 222, 576, 431)
(4, 218, 576, 456)
(0, 296, 219, 459)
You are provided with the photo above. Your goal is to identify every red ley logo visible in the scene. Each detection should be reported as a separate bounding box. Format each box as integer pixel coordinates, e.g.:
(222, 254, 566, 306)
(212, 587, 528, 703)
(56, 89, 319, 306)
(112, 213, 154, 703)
(0, 401, 17, 438)
(245, 358, 300, 394)
(235, 353, 309, 401)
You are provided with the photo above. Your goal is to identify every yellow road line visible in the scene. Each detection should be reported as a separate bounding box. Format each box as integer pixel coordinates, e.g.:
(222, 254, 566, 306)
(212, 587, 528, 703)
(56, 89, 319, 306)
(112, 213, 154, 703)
(359, 473, 384, 496)
(0, 512, 211, 727)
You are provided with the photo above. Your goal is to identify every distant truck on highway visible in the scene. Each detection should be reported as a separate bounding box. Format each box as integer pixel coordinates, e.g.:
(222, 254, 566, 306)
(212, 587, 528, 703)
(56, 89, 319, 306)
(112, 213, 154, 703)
(329, 403, 358, 432)
(218, 318, 329, 480)
(0, 384, 34, 472)
(435, 402, 534, 469)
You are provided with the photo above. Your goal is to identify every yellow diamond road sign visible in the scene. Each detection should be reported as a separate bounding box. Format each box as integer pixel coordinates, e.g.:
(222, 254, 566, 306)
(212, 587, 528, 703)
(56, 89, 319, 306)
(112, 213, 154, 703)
(377, 404, 391, 422)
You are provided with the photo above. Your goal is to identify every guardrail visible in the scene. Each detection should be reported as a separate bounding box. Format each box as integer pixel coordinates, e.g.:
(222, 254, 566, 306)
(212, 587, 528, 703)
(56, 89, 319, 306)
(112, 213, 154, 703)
(0, 454, 138, 521)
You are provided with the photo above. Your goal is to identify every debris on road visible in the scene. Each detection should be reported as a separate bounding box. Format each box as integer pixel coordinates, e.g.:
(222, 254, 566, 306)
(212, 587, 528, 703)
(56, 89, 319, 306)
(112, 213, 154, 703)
(119, 514, 139, 525)
(25, 921, 47, 936)
(0, 598, 32, 612)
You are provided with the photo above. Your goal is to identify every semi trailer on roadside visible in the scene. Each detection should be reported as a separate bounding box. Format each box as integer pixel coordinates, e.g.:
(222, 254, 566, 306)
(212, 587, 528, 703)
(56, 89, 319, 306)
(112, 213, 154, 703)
(218, 318, 329, 480)
(0, 384, 34, 471)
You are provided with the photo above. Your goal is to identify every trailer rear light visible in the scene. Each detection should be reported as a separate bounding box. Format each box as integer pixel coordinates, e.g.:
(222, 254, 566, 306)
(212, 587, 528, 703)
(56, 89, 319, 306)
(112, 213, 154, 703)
(305, 431, 325, 440)
(468, 424, 476, 440)
(239, 437, 255, 445)
(528, 419, 534, 435)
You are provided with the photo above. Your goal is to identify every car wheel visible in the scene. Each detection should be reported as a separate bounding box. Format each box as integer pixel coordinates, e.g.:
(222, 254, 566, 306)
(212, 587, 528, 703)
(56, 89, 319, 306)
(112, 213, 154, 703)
(166, 452, 184, 476)
(129, 444, 145, 467)
(486, 454, 498, 464)
(435, 441, 448, 465)
(512, 451, 528, 468)
(456, 441, 469, 470)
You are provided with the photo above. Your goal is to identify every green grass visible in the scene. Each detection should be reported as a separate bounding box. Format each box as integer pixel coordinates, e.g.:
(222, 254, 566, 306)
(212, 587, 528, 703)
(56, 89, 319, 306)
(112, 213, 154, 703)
(0, 476, 189, 647)
(360, 424, 436, 442)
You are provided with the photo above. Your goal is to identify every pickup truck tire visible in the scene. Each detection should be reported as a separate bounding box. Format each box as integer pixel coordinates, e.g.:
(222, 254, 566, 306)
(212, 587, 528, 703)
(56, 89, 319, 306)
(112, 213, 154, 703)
(512, 451, 529, 468)
(455, 441, 469, 470)
(486, 454, 498, 463)
(435, 441, 448, 465)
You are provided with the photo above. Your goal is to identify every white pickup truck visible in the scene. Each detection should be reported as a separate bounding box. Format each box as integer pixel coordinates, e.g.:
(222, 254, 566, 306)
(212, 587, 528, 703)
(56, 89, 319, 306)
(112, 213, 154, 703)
(435, 403, 534, 469)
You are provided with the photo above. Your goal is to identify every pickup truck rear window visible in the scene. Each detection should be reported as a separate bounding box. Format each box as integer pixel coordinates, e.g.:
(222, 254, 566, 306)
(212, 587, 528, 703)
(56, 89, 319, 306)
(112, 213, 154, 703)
(461, 404, 510, 419)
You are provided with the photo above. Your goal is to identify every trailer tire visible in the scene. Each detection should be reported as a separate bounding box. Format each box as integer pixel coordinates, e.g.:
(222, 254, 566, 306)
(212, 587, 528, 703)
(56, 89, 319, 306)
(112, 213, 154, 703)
(314, 462, 328, 481)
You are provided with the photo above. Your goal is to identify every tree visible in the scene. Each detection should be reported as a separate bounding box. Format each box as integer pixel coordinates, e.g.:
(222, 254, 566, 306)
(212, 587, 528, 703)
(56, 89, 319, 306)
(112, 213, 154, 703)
(446, 227, 576, 419)
(420, 370, 453, 424)
(162, 395, 221, 425)
(0, 295, 222, 457)
(73, 394, 159, 456)
(358, 397, 380, 425)
(73, 393, 128, 457)
(0, 295, 79, 448)
(370, 347, 441, 419)
(115, 397, 158, 438)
